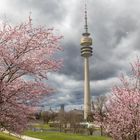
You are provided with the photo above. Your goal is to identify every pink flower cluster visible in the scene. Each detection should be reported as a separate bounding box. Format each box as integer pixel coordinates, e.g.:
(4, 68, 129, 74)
(104, 59, 140, 140)
(0, 17, 62, 133)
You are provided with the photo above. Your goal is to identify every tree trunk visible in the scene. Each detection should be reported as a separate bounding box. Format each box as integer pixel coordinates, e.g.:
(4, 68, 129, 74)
(100, 125, 103, 136)
(59, 124, 62, 132)
(134, 134, 137, 140)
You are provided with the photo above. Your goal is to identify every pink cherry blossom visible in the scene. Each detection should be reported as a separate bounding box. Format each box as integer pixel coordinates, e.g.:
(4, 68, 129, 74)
(0, 17, 62, 133)
(103, 59, 140, 140)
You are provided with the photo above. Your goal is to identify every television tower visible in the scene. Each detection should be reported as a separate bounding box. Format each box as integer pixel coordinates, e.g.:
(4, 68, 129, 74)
(80, 0, 93, 120)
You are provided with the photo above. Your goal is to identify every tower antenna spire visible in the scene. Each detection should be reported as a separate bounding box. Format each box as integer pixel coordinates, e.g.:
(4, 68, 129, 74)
(83, 0, 90, 36)
(84, 0, 88, 33)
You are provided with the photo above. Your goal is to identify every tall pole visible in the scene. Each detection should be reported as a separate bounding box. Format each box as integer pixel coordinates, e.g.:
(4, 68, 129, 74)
(84, 57, 91, 119)
(80, 0, 93, 120)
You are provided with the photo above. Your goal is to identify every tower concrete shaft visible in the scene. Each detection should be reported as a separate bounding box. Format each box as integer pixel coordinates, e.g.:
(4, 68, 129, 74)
(84, 57, 91, 120)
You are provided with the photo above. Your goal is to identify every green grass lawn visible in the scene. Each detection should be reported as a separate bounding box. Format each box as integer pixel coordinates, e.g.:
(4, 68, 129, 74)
(0, 132, 20, 140)
(25, 131, 111, 140)
(33, 123, 50, 129)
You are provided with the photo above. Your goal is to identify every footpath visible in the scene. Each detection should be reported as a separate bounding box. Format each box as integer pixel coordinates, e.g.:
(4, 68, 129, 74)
(3, 130, 42, 140)
(20, 135, 42, 140)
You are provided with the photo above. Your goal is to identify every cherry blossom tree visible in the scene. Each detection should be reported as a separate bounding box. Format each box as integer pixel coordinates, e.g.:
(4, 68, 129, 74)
(0, 17, 62, 133)
(103, 58, 140, 140)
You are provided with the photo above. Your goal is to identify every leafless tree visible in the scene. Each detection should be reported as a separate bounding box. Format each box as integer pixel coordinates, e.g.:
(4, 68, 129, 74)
(92, 95, 107, 136)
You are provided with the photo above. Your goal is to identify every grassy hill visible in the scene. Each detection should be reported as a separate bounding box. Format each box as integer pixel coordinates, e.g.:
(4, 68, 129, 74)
(0, 132, 20, 140)
(25, 131, 110, 140)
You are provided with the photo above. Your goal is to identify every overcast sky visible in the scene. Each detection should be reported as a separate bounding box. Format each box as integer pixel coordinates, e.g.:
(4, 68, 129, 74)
(0, 0, 139, 111)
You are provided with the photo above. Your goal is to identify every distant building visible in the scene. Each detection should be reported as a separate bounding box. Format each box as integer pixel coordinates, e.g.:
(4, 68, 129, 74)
(60, 104, 65, 112)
